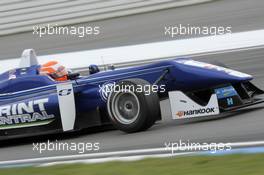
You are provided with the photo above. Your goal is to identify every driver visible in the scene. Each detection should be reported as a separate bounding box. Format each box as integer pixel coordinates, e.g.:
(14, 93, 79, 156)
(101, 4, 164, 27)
(39, 61, 68, 81)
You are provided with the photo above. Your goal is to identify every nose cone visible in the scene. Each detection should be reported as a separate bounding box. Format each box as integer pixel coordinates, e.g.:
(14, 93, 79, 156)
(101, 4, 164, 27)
(173, 59, 253, 90)
(206, 65, 252, 82)
(177, 59, 252, 78)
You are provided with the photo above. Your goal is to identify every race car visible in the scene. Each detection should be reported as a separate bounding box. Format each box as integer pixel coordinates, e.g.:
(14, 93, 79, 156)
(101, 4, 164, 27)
(0, 49, 263, 140)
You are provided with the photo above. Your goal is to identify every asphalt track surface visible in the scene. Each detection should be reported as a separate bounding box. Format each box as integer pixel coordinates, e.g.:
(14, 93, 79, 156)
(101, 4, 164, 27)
(0, 0, 264, 162)
(0, 0, 264, 59)
(0, 47, 264, 162)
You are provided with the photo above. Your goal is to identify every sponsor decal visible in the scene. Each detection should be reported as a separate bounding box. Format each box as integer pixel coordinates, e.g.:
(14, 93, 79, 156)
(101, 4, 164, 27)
(8, 69, 16, 80)
(99, 81, 115, 101)
(170, 91, 219, 119)
(0, 98, 55, 129)
(176, 111, 184, 117)
(58, 88, 72, 96)
(227, 97, 234, 106)
(176, 107, 216, 118)
(215, 86, 238, 99)
(20, 68, 28, 75)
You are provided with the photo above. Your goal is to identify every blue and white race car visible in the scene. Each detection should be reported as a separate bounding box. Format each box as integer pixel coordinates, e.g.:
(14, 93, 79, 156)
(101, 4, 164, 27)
(0, 49, 263, 140)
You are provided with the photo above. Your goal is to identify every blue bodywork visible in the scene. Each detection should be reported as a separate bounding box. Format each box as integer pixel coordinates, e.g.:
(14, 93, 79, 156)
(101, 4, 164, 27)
(0, 58, 257, 139)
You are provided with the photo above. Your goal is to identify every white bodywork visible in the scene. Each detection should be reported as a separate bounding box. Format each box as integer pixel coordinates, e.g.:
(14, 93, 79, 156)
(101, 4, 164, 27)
(56, 83, 76, 131)
(169, 91, 220, 119)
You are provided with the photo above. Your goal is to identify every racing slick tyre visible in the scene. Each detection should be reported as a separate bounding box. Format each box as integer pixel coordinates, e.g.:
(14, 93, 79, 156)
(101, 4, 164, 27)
(107, 78, 160, 133)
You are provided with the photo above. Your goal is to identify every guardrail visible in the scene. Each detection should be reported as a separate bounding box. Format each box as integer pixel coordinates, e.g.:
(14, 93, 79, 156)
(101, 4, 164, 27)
(0, 0, 213, 35)
(0, 30, 264, 74)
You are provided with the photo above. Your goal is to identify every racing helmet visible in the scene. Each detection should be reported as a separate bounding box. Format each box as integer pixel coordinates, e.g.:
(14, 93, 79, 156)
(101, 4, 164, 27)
(39, 61, 68, 81)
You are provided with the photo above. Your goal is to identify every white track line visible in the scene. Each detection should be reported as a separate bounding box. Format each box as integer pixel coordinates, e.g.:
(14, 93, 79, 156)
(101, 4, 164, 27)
(39, 152, 194, 167)
(1, 140, 264, 167)
(107, 45, 264, 70)
(1, 29, 264, 73)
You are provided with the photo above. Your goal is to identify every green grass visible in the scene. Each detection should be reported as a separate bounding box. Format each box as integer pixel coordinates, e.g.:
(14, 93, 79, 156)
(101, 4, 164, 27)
(1, 154, 264, 175)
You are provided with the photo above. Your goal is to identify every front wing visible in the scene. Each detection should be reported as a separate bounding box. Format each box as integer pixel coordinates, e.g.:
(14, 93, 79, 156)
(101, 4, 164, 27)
(168, 83, 264, 119)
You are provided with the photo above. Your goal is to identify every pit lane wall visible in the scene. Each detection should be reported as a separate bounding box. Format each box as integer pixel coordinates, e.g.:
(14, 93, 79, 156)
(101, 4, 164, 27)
(0, 29, 264, 74)
(0, 0, 213, 35)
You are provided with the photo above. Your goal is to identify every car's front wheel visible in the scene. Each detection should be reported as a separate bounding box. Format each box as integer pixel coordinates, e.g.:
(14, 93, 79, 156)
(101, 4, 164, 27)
(107, 78, 160, 133)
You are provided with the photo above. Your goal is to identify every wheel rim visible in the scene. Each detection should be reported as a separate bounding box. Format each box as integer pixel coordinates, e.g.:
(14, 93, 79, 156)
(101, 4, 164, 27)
(111, 91, 140, 125)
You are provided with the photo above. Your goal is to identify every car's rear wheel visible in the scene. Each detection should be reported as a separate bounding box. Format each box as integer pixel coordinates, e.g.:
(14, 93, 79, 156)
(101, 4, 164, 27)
(107, 78, 160, 133)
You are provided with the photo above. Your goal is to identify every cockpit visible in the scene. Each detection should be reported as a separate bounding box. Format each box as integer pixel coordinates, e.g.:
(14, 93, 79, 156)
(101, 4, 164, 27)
(0, 49, 102, 93)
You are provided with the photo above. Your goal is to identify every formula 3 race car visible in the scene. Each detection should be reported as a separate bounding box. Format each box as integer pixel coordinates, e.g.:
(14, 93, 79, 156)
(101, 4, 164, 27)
(0, 49, 263, 140)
